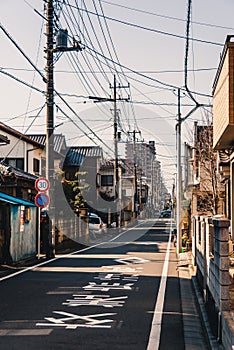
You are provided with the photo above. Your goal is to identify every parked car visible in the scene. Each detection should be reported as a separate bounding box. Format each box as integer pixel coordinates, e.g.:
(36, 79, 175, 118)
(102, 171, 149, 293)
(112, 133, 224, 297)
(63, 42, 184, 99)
(160, 209, 172, 218)
(88, 213, 104, 234)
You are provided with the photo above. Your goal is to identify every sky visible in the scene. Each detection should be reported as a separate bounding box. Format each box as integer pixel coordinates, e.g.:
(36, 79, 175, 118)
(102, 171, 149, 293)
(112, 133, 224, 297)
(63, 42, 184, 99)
(0, 0, 234, 190)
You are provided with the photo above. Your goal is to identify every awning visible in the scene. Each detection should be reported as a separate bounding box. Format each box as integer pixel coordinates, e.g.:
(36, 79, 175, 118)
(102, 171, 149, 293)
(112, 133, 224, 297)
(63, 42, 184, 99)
(0, 192, 36, 206)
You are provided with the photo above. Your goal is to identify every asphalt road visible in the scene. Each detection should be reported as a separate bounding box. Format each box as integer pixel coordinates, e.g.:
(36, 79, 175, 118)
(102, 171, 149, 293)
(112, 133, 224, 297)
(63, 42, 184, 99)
(0, 219, 190, 349)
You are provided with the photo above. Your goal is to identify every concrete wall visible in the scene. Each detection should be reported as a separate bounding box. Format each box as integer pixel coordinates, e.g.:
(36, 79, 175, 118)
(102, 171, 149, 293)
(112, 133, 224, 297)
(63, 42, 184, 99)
(193, 216, 234, 348)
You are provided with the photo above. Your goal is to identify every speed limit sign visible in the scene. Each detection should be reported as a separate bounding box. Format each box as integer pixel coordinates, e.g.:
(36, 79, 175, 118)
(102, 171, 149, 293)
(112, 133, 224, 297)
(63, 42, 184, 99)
(35, 177, 50, 192)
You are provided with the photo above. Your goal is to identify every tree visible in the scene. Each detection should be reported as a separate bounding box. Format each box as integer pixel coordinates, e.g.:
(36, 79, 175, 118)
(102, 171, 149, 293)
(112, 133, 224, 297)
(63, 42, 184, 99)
(62, 170, 91, 214)
(193, 119, 224, 215)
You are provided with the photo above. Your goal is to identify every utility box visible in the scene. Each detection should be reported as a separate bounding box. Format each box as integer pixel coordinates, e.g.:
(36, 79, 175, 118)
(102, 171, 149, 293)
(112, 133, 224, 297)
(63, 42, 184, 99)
(56, 29, 68, 49)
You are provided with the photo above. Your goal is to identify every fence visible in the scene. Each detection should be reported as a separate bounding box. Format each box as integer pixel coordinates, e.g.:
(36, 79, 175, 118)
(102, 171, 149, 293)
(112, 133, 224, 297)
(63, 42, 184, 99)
(193, 215, 233, 347)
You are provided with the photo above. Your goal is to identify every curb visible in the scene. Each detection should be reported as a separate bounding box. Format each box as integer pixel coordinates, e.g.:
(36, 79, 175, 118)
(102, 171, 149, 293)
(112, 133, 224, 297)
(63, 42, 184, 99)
(178, 252, 224, 350)
(191, 275, 224, 350)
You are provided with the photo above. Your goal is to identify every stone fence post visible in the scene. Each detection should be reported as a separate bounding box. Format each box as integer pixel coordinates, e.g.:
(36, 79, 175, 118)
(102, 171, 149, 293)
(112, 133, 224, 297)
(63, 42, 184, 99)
(211, 219, 230, 311)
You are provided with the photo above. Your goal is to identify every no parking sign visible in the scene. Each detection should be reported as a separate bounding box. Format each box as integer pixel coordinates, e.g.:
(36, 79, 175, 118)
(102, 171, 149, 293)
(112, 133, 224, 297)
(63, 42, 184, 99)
(35, 193, 50, 208)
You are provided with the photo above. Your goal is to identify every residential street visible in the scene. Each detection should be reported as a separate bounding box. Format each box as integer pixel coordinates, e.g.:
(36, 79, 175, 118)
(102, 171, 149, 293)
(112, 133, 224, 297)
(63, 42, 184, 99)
(0, 1, 234, 348)
(0, 219, 209, 350)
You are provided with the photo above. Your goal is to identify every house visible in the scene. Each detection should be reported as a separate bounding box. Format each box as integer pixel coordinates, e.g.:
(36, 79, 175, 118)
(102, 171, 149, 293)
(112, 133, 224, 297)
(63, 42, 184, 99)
(27, 133, 67, 175)
(0, 123, 68, 260)
(190, 122, 224, 217)
(63, 146, 103, 209)
(57, 146, 104, 239)
(0, 123, 67, 177)
(173, 35, 234, 349)
(212, 35, 234, 237)
(182, 122, 225, 248)
(0, 122, 44, 176)
(0, 164, 37, 263)
(97, 159, 126, 225)
(63, 146, 103, 182)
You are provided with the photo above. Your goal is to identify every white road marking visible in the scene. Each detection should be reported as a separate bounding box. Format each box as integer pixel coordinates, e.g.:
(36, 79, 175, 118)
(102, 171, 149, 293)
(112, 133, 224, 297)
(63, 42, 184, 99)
(62, 294, 128, 308)
(147, 229, 172, 350)
(33, 266, 142, 273)
(0, 329, 52, 336)
(94, 273, 139, 282)
(105, 266, 142, 273)
(36, 311, 116, 329)
(115, 256, 150, 265)
(83, 282, 133, 292)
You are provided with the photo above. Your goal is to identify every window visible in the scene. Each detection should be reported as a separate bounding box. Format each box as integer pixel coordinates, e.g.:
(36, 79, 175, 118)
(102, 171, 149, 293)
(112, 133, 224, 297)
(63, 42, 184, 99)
(89, 217, 100, 224)
(33, 158, 40, 174)
(1, 158, 25, 170)
(101, 175, 113, 186)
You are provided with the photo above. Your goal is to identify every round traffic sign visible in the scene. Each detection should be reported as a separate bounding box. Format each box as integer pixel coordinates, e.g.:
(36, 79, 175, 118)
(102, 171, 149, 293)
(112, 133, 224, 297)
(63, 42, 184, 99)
(35, 177, 50, 192)
(35, 193, 50, 208)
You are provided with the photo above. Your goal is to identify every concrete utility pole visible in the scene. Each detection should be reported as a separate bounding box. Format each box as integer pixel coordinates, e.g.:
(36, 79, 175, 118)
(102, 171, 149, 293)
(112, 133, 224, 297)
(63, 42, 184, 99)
(45, 0, 55, 258)
(176, 88, 182, 254)
(112, 75, 119, 218)
(45, 0, 82, 258)
(113, 75, 120, 227)
(89, 76, 129, 227)
(128, 130, 141, 218)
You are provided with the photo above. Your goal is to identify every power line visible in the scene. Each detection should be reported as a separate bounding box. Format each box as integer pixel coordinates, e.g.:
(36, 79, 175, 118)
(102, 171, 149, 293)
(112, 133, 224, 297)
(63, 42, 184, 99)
(55, 89, 114, 155)
(73, 5, 223, 47)
(100, 0, 234, 32)
(0, 69, 45, 94)
(85, 44, 213, 98)
(0, 66, 217, 74)
(65, 0, 133, 132)
(0, 23, 46, 83)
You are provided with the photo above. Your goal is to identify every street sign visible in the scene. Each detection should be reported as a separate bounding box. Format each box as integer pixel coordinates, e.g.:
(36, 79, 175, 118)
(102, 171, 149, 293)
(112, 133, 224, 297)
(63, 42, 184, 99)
(35, 177, 50, 192)
(35, 193, 50, 208)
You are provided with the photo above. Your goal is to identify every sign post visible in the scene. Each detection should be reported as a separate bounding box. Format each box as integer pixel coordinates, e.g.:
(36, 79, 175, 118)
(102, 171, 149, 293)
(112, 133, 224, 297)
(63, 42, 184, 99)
(35, 177, 50, 259)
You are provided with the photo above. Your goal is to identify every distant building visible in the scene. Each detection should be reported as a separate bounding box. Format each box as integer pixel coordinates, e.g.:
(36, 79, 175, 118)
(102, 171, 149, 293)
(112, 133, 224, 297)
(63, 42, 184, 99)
(125, 140, 162, 209)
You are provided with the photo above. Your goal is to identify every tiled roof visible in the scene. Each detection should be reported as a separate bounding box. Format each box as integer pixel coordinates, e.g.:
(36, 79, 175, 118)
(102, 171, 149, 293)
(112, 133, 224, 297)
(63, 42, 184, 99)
(9, 167, 38, 181)
(0, 163, 37, 181)
(99, 160, 114, 170)
(63, 146, 103, 166)
(27, 134, 67, 154)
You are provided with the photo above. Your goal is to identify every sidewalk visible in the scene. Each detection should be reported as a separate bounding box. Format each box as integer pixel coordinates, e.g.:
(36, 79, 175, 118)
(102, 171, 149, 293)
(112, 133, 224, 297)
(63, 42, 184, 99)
(178, 251, 224, 350)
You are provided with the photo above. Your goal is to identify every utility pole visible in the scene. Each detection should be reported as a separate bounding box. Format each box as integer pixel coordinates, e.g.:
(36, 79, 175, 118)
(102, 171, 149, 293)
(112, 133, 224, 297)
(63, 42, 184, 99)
(45, 0, 55, 258)
(113, 75, 119, 226)
(128, 130, 141, 218)
(113, 75, 118, 185)
(89, 76, 129, 227)
(176, 88, 182, 254)
(45, 0, 82, 258)
(175, 87, 205, 254)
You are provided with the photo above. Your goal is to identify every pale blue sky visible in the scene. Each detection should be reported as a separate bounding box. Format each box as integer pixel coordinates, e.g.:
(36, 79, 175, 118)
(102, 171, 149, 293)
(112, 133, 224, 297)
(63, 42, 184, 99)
(0, 0, 233, 188)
